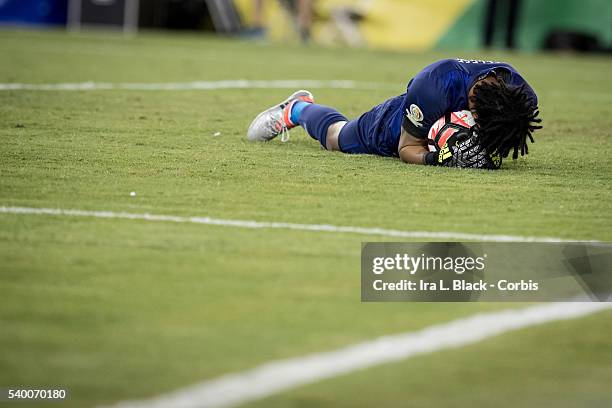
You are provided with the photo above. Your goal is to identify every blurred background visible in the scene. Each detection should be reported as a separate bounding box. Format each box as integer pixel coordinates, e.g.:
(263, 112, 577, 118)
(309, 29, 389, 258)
(1, 0, 611, 53)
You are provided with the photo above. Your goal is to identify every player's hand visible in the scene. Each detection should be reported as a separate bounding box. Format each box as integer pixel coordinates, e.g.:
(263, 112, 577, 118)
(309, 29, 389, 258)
(434, 128, 471, 166)
(437, 131, 502, 169)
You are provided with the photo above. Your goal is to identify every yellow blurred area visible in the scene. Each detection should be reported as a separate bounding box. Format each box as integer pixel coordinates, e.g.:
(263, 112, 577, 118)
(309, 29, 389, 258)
(233, 0, 473, 50)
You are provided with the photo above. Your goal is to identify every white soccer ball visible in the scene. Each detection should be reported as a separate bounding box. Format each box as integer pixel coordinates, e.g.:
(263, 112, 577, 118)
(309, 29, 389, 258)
(427, 110, 475, 152)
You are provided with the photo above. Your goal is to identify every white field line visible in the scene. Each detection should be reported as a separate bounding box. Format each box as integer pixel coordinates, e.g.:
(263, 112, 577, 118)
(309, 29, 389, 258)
(0, 80, 398, 92)
(104, 302, 612, 408)
(0, 206, 601, 243)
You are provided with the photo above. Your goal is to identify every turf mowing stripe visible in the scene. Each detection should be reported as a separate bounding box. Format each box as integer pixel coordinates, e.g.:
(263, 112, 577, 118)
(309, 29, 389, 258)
(105, 303, 612, 408)
(0, 80, 398, 91)
(0, 206, 603, 243)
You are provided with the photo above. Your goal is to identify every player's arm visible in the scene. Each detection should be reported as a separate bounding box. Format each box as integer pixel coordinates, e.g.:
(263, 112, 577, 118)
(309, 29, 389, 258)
(399, 67, 454, 165)
(397, 128, 430, 165)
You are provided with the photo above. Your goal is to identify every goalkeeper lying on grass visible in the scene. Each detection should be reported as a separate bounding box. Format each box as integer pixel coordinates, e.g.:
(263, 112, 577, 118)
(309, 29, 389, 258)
(247, 58, 542, 169)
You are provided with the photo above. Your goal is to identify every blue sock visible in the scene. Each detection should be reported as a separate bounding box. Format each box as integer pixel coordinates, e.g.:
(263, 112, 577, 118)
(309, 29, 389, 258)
(289, 101, 310, 124)
(297, 104, 348, 149)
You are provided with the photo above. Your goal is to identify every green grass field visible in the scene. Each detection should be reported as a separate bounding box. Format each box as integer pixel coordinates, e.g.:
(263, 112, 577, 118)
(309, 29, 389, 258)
(0, 29, 611, 407)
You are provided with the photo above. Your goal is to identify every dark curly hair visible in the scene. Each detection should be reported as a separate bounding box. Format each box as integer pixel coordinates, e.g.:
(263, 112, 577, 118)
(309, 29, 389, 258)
(471, 78, 542, 159)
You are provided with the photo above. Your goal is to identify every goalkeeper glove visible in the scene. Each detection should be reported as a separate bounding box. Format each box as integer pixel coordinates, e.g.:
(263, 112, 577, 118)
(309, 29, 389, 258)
(425, 130, 502, 170)
(424, 126, 471, 166)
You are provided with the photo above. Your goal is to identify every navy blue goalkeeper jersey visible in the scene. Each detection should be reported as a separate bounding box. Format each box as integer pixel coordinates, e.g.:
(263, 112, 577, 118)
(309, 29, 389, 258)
(350, 58, 538, 157)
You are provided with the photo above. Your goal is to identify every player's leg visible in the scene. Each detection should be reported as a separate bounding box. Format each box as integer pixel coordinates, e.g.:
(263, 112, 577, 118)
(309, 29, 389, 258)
(297, 0, 313, 42)
(246, 90, 343, 150)
(326, 122, 346, 151)
(292, 102, 347, 150)
(293, 104, 369, 153)
(292, 101, 376, 154)
(253, 0, 265, 29)
(246, 89, 371, 154)
(246, 90, 315, 142)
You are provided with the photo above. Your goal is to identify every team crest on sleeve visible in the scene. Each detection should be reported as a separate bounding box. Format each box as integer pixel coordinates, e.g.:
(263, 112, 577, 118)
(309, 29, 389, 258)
(406, 104, 424, 128)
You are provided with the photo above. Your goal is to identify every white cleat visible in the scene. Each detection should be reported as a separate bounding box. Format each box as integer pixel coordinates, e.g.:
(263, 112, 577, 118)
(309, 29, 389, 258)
(246, 90, 314, 142)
